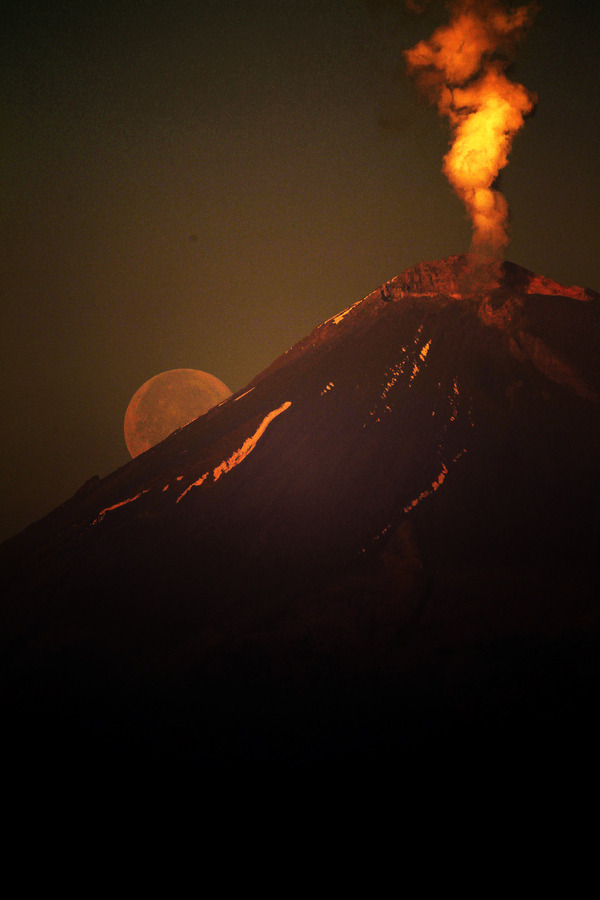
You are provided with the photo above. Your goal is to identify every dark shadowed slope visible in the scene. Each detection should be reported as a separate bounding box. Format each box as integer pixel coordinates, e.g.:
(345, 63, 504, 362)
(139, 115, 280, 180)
(1, 254, 599, 771)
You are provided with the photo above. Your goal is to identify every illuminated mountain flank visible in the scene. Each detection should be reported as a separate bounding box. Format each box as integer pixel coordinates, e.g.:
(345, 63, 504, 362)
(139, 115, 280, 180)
(1, 255, 599, 771)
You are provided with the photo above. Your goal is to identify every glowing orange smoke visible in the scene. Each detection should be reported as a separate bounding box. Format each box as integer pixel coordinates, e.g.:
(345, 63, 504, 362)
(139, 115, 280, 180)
(405, 0, 538, 256)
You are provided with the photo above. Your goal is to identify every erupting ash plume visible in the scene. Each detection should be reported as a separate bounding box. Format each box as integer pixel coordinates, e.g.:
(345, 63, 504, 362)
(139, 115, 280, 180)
(405, 0, 538, 256)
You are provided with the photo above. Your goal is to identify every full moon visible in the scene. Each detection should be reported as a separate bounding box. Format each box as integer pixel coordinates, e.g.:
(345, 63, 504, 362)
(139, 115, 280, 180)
(124, 368, 232, 458)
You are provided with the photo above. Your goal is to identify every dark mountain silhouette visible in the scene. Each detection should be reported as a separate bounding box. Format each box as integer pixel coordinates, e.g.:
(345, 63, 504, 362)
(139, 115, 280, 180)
(1, 254, 599, 773)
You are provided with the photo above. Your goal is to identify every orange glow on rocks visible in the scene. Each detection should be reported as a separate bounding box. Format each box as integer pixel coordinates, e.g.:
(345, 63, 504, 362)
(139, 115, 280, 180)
(176, 401, 292, 503)
(405, 0, 538, 256)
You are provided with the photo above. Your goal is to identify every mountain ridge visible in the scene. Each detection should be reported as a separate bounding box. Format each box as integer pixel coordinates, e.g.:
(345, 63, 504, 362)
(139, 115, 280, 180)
(1, 254, 598, 769)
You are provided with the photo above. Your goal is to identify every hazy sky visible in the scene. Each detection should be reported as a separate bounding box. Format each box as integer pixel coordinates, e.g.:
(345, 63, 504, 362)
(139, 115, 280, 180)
(1, 0, 599, 542)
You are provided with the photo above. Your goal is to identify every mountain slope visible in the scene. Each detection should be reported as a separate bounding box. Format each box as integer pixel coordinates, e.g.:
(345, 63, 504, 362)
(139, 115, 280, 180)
(1, 254, 599, 768)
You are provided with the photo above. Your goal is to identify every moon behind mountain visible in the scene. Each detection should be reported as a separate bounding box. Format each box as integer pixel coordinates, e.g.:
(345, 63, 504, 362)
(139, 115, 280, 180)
(124, 368, 232, 458)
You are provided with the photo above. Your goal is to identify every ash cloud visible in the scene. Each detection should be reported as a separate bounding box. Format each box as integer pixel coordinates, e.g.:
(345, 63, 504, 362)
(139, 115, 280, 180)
(404, 0, 539, 257)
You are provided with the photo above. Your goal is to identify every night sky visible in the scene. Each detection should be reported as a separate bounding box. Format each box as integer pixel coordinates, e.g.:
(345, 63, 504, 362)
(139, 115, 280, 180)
(2, 0, 599, 543)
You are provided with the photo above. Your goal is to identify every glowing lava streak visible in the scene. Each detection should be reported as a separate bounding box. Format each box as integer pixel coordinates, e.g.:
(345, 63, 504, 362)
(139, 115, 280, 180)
(212, 401, 291, 482)
(405, 0, 538, 256)
(176, 401, 292, 503)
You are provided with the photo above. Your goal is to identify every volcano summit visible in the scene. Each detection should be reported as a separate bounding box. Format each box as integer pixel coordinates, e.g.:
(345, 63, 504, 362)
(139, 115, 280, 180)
(1, 255, 599, 770)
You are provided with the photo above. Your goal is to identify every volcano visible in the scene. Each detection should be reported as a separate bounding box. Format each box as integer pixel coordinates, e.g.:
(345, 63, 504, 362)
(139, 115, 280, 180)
(1, 254, 599, 772)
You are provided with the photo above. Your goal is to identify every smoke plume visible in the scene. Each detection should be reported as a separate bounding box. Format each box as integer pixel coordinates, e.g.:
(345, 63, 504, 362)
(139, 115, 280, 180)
(405, 0, 538, 257)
